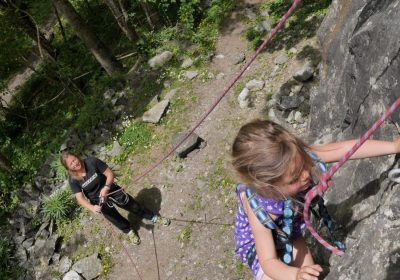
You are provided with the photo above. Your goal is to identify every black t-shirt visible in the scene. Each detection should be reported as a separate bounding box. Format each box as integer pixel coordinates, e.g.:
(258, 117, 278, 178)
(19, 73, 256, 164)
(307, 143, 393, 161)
(69, 157, 117, 203)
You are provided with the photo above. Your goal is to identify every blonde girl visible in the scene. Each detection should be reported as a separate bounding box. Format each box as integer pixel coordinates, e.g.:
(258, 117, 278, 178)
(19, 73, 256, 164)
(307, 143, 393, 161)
(232, 119, 400, 280)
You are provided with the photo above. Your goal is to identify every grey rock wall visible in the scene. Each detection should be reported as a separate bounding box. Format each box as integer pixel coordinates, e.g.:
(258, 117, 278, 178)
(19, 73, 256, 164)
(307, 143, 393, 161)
(310, 0, 400, 279)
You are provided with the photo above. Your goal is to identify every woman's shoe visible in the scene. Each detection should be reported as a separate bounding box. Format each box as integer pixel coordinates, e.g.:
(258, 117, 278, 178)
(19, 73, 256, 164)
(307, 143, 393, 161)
(152, 215, 171, 226)
(127, 230, 141, 245)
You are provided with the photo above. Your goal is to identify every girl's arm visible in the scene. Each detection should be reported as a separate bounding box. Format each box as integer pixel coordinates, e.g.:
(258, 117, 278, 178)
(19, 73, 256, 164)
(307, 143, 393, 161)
(311, 139, 400, 163)
(75, 192, 101, 214)
(242, 195, 320, 280)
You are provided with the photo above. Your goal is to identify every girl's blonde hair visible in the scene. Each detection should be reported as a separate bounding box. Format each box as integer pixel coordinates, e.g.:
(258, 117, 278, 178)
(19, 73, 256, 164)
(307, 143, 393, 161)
(232, 119, 314, 199)
(60, 151, 84, 181)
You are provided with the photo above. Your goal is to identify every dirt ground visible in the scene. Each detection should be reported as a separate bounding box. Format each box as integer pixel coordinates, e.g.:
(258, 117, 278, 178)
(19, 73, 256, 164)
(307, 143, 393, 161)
(91, 1, 320, 279)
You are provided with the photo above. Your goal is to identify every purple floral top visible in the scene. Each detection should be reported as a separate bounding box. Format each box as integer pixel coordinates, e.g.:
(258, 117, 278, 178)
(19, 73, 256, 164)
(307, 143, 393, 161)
(234, 184, 306, 276)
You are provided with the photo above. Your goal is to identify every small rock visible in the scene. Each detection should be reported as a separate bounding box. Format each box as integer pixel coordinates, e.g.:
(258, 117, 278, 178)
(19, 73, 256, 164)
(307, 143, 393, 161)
(172, 133, 202, 158)
(289, 47, 298, 54)
(164, 89, 178, 101)
(274, 53, 289, 65)
(286, 111, 295, 123)
(277, 96, 304, 111)
(181, 58, 193, 69)
(184, 71, 199, 80)
(294, 111, 303, 122)
(58, 256, 72, 274)
(233, 53, 246, 65)
(216, 73, 225, 80)
(238, 88, 250, 109)
(246, 79, 265, 92)
(148, 51, 173, 69)
(293, 62, 314, 82)
(72, 253, 102, 280)
(109, 141, 123, 157)
(63, 271, 83, 280)
(142, 100, 170, 123)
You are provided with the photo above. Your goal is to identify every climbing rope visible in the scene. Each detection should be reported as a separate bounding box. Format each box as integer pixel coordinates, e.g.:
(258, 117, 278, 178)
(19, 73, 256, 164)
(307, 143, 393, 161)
(303, 96, 400, 256)
(105, 0, 304, 198)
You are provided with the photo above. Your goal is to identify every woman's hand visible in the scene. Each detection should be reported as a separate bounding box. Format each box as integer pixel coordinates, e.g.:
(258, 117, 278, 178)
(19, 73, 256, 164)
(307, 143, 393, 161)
(91, 205, 102, 214)
(99, 187, 109, 198)
(296, 264, 323, 280)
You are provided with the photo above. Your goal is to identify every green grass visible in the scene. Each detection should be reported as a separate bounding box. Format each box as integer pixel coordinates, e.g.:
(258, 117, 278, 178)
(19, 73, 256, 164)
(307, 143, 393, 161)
(177, 223, 193, 245)
(113, 120, 154, 163)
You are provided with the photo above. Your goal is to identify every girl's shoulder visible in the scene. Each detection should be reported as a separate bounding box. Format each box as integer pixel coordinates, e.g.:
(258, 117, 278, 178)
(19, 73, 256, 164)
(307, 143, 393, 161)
(237, 183, 284, 216)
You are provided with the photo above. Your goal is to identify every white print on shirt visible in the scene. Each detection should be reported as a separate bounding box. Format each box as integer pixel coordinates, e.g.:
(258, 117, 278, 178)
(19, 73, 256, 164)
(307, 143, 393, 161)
(81, 173, 98, 188)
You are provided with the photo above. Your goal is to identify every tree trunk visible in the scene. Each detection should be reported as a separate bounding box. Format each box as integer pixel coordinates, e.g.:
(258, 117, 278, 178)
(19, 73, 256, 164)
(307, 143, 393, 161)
(0, 1, 56, 58)
(53, 0, 123, 75)
(52, 3, 67, 43)
(140, 2, 161, 29)
(104, 0, 138, 41)
(0, 153, 12, 173)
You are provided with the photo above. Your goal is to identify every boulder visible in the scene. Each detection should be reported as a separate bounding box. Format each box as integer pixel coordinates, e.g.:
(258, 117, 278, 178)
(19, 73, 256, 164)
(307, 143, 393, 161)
(71, 253, 102, 280)
(172, 133, 203, 158)
(148, 51, 173, 69)
(308, 1, 400, 279)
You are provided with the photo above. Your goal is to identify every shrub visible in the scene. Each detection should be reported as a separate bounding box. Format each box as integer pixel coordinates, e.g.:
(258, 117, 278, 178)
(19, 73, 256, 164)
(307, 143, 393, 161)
(0, 238, 23, 279)
(41, 189, 76, 221)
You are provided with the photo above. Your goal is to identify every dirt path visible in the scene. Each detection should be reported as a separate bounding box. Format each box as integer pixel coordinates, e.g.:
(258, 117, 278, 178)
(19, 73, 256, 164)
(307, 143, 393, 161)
(104, 1, 319, 279)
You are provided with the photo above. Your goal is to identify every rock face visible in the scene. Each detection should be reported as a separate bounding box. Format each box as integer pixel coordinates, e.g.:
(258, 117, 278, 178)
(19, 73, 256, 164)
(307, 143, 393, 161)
(309, 1, 400, 279)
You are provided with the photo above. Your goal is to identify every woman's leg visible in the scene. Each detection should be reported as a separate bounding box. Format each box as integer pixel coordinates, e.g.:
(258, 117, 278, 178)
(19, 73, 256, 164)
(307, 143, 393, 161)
(101, 203, 131, 233)
(108, 190, 154, 220)
(292, 236, 314, 267)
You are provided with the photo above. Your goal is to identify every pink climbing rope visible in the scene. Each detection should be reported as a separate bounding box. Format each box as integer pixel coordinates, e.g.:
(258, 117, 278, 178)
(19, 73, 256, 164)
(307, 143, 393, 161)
(304, 96, 400, 256)
(106, 0, 303, 198)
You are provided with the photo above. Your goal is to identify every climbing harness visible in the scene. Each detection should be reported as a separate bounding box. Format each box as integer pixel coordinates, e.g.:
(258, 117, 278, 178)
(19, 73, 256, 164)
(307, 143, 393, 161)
(304, 96, 400, 256)
(240, 152, 344, 267)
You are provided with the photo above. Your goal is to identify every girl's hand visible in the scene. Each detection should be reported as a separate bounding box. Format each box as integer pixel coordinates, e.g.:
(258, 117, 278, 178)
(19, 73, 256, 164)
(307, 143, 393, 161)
(91, 205, 102, 214)
(296, 264, 323, 280)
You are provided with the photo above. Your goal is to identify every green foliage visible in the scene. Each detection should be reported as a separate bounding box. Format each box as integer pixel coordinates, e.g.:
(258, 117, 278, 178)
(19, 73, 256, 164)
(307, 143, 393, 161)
(41, 189, 76, 221)
(0, 14, 31, 88)
(28, 0, 53, 25)
(0, 238, 23, 279)
(246, 0, 333, 50)
(74, 95, 114, 132)
(50, 158, 68, 183)
(178, 0, 201, 40)
(245, 28, 263, 50)
(114, 119, 154, 162)
(177, 223, 193, 244)
(0, 172, 19, 224)
(194, 0, 235, 53)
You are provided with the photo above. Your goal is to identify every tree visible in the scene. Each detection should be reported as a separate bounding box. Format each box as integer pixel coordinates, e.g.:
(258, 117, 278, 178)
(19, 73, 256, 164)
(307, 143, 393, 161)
(0, 153, 12, 173)
(0, 0, 56, 58)
(139, 1, 161, 29)
(104, 0, 139, 41)
(53, 0, 123, 75)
